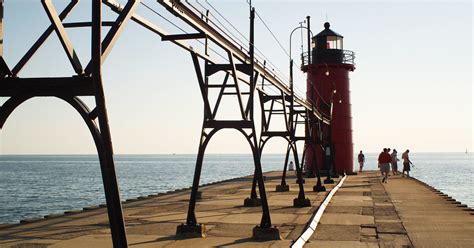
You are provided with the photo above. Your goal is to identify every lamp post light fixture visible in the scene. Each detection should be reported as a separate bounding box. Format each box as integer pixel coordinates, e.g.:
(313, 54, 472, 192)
(290, 17, 327, 193)
(289, 21, 313, 182)
(287, 20, 314, 208)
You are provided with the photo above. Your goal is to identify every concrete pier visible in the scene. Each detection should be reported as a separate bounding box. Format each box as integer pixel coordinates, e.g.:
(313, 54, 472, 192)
(1, 171, 473, 247)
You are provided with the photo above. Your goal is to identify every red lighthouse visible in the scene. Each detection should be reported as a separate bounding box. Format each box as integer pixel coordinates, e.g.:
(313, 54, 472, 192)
(304, 22, 355, 175)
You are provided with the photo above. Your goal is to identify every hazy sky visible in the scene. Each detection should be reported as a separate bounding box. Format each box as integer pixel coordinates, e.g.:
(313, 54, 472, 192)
(0, 0, 472, 154)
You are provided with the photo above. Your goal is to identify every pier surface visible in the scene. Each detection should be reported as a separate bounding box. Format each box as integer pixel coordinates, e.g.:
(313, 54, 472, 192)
(1, 171, 473, 247)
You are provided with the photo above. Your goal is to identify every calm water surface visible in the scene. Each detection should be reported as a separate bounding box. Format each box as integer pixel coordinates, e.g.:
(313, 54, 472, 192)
(0, 153, 472, 223)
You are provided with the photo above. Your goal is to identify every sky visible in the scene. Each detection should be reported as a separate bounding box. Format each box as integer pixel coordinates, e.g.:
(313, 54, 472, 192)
(0, 0, 472, 155)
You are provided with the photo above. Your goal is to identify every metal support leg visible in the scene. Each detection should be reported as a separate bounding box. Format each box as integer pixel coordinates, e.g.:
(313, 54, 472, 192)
(291, 144, 311, 207)
(312, 145, 326, 192)
(185, 139, 205, 225)
(252, 145, 271, 226)
(244, 171, 261, 207)
(275, 144, 291, 192)
(91, 2, 127, 247)
(176, 128, 210, 238)
(96, 139, 128, 247)
(250, 130, 281, 240)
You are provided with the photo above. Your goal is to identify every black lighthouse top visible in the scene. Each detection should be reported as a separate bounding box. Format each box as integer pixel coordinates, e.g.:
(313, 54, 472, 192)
(311, 22, 354, 65)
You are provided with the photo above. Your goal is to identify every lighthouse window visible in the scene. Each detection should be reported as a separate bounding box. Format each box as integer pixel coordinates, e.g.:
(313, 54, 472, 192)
(327, 40, 336, 49)
(326, 36, 343, 49)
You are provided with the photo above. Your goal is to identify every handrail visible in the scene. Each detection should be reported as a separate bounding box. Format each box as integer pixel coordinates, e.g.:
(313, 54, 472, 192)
(301, 49, 355, 67)
(156, 0, 330, 124)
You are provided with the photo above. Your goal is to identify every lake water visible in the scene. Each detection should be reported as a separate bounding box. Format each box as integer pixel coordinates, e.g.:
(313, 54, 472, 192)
(0, 153, 472, 223)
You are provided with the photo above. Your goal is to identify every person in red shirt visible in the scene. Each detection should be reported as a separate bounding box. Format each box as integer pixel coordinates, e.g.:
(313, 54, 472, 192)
(378, 148, 391, 183)
(377, 149, 384, 174)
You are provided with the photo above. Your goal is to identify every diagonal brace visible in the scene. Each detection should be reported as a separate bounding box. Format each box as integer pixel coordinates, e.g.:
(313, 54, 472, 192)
(12, 0, 78, 76)
(41, 0, 83, 75)
(211, 72, 229, 119)
(85, 0, 141, 74)
(244, 71, 259, 117)
(228, 52, 246, 120)
(191, 52, 212, 119)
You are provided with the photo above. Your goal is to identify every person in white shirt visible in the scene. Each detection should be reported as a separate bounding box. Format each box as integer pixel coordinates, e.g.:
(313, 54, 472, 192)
(288, 161, 294, 171)
(391, 149, 400, 175)
(402, 149, 413, 177)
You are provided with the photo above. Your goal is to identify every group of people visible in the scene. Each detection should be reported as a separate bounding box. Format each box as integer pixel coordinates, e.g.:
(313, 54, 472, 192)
(358, 149, 413, 183)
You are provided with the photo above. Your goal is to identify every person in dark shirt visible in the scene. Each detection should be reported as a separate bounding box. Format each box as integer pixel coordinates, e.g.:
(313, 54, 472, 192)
(358, 151, 365, 172)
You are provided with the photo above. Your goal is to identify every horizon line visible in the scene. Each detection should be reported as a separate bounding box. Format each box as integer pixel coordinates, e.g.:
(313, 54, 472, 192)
(0, 151, 471, 156)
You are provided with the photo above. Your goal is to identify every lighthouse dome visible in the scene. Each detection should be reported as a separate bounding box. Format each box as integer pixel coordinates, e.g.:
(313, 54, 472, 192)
(310, 22, 354, 65)
(315, 22, 343, 39)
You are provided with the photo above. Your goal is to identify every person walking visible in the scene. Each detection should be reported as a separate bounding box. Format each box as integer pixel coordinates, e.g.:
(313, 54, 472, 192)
(378, 148, 384, 175)
(391, 149, 400, 175)
(358, 150, 365, 172)
(386, 148, 391, 176)
(402, 149, 413, 177)
(288, 161, 294, 171)
(378, 148, 391, 183)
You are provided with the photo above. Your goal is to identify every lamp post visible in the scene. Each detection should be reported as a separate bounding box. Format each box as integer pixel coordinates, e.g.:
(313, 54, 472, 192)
(287, 22, 310, 192)
(324, 88, 342, 184)
(289, 21, 312, 183)
(289, 20, 326, 192)
(289, 22, 307, 93)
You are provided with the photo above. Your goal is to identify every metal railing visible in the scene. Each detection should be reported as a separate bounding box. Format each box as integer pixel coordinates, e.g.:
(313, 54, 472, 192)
(342, 50, 355, 65)
(301, 49, 355, 67)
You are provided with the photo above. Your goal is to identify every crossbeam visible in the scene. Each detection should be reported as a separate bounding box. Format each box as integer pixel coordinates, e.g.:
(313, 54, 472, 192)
(206, 63, 252, 76)
(0, 77, 94, 97)
(261, 131, 291, 137)
(203, 120, 253, 129)
(162, 33, 206, 41)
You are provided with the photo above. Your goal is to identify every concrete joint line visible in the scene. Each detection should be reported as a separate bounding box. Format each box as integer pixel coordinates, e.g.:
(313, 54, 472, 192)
(291, 174, 348, 248)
